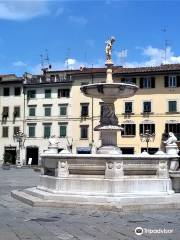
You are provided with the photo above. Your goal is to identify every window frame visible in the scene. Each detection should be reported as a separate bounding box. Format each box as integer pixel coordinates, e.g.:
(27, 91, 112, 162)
(121, 124, 136, 136)
(14, 87, 21, 96)
(2, 126, 9, 138)
(28, 124, 36, 138)
(43, 124, 51, 138)
(45, 89, 51, 99)
(27, 89, 36, 99)
(81, 103, 89, 117)
(59, 104, 67, 116)
(3, 87, 10, 97)
(80, 125, 89, 139)
(143, 101, 152, 113)
(139, 123, 155, 135)
(168, 100, 177, 113)
(124, 101, 133, 114)
(14, 106, 20, 118)
(58, 89, 70, 98)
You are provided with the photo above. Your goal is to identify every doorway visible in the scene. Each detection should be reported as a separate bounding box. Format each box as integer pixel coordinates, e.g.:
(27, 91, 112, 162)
(26, 146, 39, 165)
(4, 147, 16, 164)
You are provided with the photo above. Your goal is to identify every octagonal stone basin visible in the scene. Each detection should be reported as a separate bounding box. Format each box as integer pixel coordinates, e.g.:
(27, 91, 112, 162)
(80, 83, 138, 99)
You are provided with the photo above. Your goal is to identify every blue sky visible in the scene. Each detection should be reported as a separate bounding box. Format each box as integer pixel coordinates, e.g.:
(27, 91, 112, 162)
(0, 0, 180, 76)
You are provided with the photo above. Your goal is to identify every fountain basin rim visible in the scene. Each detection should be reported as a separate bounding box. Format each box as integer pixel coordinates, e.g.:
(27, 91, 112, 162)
(80, 82, 139, 89)
(41, 153, 177, 159)
(80, 82, 138, 99)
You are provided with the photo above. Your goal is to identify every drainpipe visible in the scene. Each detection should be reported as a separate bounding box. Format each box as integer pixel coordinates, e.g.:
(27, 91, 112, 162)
(91, 65, 94, 144)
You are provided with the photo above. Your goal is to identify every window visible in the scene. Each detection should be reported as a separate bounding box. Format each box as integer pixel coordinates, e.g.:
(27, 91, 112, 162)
(168, 101, 177, 112)
(140, 124, 155, 135)
(59, 124, 67, 138)
(44, 106, 51, 116)
(121, 78, 136, 84)
(140, 77, 155, 89)
(81, 104, 89, 117)
(29, 106, 36, 116)
(14, 106, 20, 118)
(45, 89, 51, 98)
(80, 125, 89, 139)
(14, 126, 20, 135)
(3, 88, 9, 96)
(143, 101, 151, 113)
(44, 124, 51, 138)
(27, 90, 36, 99)
(2, 126, 8, 137)
(165, 123, 180, 134)
(58, 89, 70, 98)
(28, 124, 36, 138)
(124, 102, 133, 113)
(2, 106, 9, 117)
(121, 124, 136, 136)
(14, 87, 21, 96)
(59, 105, 67, 116)
(164, 76, 180, 88)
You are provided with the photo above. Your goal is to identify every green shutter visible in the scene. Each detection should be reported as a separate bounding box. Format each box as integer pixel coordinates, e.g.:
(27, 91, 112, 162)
(60, 106, 67, 116)
(45, 107, 51, 116)
(44, 126, 51, 138)
(60, 125, 66, 137)
(29, 126, 35, 137)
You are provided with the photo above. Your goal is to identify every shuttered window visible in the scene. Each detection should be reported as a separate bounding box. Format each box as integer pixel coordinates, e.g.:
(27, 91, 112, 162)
(140, 77, 155, 88)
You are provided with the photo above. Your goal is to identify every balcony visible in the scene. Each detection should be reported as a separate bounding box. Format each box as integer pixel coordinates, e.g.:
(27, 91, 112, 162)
(162, 133, 180, 141)
(25, 75, 73, 85)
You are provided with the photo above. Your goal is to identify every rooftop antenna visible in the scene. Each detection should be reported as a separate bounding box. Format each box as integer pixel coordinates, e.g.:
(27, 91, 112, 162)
(40, 54, 44, 69)
(119, 48, 127, 67)
(65, 48, 71, 70)
(162, 27, 169, 64)
(40, 49, 52, 75)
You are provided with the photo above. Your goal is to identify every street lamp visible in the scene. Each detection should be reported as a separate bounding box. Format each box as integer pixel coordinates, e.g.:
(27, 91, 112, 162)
(140, 129, 155, 153)
(13, 131, 25, 167)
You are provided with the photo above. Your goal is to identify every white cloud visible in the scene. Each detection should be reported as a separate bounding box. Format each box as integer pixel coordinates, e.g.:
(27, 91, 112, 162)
(13, 60, 27, 67)
(118, 46, 180, 68)
(68, 15, 87, 26)
(66, 58, 76, 66)
(0, 0, 49, 20)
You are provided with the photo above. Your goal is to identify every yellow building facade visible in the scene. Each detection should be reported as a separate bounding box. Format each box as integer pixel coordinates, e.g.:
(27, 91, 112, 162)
(1, 64, 180, 165)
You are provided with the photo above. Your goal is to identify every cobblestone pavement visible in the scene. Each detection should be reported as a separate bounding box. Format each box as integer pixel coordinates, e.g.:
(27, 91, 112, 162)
(0, 167, 180, 240)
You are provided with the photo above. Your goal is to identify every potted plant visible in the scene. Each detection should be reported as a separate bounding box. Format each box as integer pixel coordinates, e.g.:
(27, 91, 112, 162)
(2, 152, 12, 170)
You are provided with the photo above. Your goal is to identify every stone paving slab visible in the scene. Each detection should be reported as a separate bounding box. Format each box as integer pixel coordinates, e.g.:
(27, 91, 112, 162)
(0, 167, 180, 240)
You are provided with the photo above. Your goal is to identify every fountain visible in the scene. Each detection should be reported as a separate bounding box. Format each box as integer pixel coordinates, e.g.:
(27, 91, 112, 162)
(12, 38, 180, 210)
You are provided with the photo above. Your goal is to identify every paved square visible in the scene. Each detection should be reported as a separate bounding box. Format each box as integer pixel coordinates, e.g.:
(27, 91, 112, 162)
(0, 167, 180, 240)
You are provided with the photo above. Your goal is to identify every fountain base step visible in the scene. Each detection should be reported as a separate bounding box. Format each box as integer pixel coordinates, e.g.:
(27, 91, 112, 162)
(11, 187, 180, 211)
(36, 175, 173, 195)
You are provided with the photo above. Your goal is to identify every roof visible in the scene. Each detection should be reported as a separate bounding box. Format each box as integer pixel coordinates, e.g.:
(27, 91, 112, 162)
(113, 64, 180, 75)
(0, 74, 23, 83)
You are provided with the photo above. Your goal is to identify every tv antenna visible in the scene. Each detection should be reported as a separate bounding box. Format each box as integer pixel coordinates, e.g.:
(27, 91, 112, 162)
(162, 27, 169, 64)
(40, 49, 52, 74)
(65, 48, 71, 70)
(119, 48, 127, 67)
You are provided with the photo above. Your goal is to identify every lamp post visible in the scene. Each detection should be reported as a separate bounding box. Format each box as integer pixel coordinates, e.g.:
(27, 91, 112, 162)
(13, 131, 25, 167)
(140, 129, 155, 153)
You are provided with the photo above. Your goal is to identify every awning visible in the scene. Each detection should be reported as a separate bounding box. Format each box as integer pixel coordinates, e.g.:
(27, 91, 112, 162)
(77, 147, 91, 153)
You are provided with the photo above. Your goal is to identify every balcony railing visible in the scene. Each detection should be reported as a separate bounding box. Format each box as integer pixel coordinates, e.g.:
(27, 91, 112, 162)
(25, 75, 72, 85)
